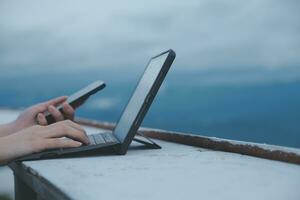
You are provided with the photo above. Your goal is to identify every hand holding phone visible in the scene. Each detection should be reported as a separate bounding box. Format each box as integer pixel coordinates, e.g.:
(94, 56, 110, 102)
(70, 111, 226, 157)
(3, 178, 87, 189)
(44, 80, 106, 124)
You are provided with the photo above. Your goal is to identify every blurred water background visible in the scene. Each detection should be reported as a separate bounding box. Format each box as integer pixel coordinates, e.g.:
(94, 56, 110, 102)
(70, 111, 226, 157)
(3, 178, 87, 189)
(1, 0, 299, 148)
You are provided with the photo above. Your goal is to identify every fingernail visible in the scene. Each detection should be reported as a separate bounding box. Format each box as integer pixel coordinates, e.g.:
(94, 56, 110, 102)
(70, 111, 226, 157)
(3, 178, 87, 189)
(65, 104, 72, 111)
(38, 113, 44, 121)
(37, 113, 42, 119)
(75, 141, 82, 146)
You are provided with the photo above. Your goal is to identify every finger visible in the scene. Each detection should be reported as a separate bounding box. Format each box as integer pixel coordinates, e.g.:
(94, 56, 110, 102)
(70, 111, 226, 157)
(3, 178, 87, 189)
(62, 103, 74, 120)
(44, 138, 82, 150)
(37, 113, 48, 126)
(63, 120, 87, 135)
(48, 105, 65, 122)
(32, 96, 68, 114)
(45, 96, 68, 107)
(47, 122, 90, 144)
(48, 120, 86, 134)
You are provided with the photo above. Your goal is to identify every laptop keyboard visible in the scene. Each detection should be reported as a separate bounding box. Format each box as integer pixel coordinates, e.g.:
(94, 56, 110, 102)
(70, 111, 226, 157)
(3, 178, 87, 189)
(88, 133, 117, 145)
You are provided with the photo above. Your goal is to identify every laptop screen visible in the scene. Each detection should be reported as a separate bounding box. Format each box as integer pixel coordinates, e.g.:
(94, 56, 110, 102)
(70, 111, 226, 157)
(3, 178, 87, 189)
(113, 52, 169, 142)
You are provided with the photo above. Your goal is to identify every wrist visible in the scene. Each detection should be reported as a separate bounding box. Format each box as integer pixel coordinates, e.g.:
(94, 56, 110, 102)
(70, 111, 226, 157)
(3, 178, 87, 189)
(0, 121, 18, 137)
(0, 136, 15, 165)
(8, 120, 22, 134)
(9, 120, 22, 133)
(7, 118, 31, 134)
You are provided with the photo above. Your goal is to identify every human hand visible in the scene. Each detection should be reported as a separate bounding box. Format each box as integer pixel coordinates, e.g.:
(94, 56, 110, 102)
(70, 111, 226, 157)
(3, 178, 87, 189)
(0, 120, 89, 165)
(12, 96, 75, 133)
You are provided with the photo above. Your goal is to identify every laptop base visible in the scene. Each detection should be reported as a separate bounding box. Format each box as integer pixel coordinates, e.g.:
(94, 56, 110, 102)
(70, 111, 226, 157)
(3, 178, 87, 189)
(14, 131, 161, 162)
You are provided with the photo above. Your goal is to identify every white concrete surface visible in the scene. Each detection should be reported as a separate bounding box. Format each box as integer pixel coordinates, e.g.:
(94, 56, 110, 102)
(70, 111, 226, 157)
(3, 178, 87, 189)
(23, 139, 300, 200)
(1, 109, 300, 200)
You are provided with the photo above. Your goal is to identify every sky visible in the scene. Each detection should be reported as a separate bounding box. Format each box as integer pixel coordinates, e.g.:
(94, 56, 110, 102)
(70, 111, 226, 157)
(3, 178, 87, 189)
(0, 0, 300, 83)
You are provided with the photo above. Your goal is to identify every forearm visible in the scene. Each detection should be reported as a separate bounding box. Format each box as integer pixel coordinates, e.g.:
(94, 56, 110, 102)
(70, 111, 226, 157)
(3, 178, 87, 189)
(0, 136, 15, 165)
(0, 122, 17, 137)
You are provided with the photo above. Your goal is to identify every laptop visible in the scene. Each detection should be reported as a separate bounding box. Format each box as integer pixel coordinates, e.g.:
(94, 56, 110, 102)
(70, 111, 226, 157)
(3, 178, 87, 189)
(17, 49, 176, 161)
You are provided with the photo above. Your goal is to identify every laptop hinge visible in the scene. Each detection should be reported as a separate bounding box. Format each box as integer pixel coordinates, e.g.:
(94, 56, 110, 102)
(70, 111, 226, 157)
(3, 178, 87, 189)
(133, 132, 161, 149)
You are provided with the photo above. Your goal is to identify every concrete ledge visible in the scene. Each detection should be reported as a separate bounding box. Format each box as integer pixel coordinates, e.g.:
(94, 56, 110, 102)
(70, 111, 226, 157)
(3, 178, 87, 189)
(76, 117, 300, 165)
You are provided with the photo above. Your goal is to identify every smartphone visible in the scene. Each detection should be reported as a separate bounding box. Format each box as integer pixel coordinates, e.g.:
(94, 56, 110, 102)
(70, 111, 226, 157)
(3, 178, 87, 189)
(44, 80, 106, 124)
